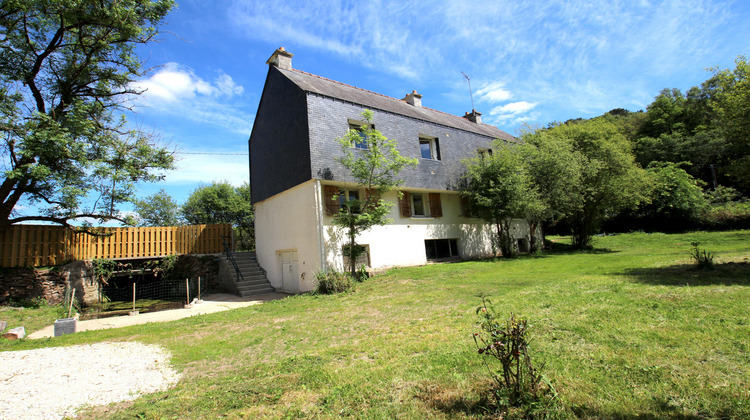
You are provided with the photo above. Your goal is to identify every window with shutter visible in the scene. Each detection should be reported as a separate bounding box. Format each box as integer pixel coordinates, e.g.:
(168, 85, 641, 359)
(460, 195, 474, 218)
(324, 185, 339, 215)
(399, 192, 411, 217)
(428, 193, 442, 218)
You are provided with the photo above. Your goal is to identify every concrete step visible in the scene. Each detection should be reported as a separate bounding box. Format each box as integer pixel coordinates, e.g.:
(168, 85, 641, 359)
(222, 251, 274, 297)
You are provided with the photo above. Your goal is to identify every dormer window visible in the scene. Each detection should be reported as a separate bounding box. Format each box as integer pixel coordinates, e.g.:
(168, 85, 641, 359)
(419, 136, 440, 160)
(478, 148, 493, 158)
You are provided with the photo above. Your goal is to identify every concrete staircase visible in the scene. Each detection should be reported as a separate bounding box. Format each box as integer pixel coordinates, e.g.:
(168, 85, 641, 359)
(222, 251, 275, 297)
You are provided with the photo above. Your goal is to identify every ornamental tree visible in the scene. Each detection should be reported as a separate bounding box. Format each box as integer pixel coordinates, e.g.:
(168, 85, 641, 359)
(0, 0, 175, 231)
(334, 110, 417, 277)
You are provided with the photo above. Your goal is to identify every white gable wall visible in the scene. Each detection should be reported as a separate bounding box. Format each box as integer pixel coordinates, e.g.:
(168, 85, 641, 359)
(254, 180, 324, 293)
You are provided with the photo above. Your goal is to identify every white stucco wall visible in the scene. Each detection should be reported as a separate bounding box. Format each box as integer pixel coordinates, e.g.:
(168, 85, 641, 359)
(254, 180, 323, 293)
(257, 182, 536, 293)
(322, 189, 532, 271)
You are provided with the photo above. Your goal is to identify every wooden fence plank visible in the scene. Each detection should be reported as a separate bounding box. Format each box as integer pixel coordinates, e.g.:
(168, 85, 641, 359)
(1, 223, 232, 267)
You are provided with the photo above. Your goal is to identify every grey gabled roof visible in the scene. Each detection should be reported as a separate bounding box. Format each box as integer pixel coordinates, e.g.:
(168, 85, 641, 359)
(278, 67, 516, 142)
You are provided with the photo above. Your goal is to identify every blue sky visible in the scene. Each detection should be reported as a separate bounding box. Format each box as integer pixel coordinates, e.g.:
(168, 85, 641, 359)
(124, 0, 750, 209)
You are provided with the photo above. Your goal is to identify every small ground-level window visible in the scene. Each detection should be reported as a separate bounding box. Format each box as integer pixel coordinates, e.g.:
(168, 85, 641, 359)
(425, 239, 459, 260)
(343, 244, 370, 269)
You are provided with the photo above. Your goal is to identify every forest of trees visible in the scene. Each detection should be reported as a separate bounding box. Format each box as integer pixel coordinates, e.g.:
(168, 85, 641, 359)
(464, 56, 749, 249)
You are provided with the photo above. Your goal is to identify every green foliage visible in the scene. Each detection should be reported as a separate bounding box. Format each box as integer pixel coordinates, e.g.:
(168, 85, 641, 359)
(134, 189, 183, 226)
(689, 241, 715, 270)
(91, 258, 122, 286)
(6, 296, 48, 309)
(632, 56, 750, 194)
(334, 110, 417, 275)
(0, 0, 176, 230)
(642, 163, 709, 225)
(518, 126, 585, 250)
(474, 299, 557, 418)
(707, 185, 741, 204)
(462, 141, 542, 257)
(182, 182, 254, 250)
(141, 254, 178, 279)
(314, 270, 353, 294)
(355, 264, 369, 283)
(709, 56, 750, 187)
(535, 119, 650, 248)
(700, 201, 750, 230)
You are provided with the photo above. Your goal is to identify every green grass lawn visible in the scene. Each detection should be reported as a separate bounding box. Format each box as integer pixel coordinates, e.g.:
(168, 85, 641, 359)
(2, 231, 749, 418)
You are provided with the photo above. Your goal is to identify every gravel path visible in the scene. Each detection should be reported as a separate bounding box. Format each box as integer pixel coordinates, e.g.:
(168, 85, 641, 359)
(0, 342, 180, 419)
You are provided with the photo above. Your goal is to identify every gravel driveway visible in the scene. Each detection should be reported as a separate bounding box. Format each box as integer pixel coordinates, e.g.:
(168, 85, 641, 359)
(0, 342, 180, 419)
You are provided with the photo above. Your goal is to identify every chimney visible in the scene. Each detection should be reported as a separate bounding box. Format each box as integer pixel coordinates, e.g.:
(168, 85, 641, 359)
(463, 109, 482, 124)
(402, 90, 422, 108)
(266, 47, 293, 70)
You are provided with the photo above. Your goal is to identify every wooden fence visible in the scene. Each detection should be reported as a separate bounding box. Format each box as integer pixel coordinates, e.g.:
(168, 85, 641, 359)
(0, 224, 232, 268)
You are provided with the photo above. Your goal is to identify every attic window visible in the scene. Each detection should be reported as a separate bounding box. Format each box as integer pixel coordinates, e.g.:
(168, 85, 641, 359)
(478, 148, 493, 158)
(347, 119, 373, 150)
(419, 136, 440, 160)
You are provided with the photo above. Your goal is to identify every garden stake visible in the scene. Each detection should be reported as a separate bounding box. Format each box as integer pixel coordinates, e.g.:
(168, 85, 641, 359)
(67, 289, 75, 318)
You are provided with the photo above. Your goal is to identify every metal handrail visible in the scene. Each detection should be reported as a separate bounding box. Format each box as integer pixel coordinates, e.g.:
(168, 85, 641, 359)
(222, 236, 245, 283)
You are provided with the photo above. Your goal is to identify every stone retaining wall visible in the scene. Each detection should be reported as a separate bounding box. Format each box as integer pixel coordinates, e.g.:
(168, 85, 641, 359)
(0, 255, 221, 305)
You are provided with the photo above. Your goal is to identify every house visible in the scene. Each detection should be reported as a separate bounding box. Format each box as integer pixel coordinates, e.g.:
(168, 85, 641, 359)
(249, 48, 534, 293)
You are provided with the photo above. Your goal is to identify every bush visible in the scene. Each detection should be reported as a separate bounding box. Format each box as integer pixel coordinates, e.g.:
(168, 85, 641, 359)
(473, 298, 558, 418)
(699, 201, 750, 230)
(314, 270, 353, 294)
(689, 241, 715, 270)
(355, 264, 369, 283)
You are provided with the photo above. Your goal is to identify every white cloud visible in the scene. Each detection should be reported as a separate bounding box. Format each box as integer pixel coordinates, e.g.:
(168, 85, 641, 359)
(128, 63, 252, 135)
(132, 63, 244, 104)
(476, 81, 512, 103)
(490, 101, 537, 116)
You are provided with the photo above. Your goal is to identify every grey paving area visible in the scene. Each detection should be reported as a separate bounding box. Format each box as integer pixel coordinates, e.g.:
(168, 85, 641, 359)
(28, 292, 287, 339)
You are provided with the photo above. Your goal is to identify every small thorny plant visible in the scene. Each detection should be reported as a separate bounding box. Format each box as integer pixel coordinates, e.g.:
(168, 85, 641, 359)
(689, 241, 715, 269)
(474, 298, 557, 418)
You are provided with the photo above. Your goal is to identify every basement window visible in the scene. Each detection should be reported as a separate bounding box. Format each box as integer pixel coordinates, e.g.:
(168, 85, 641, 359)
(425, 239, 459, 260)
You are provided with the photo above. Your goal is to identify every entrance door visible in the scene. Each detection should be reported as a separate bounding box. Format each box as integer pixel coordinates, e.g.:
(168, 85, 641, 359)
(280, 251, 298, 293)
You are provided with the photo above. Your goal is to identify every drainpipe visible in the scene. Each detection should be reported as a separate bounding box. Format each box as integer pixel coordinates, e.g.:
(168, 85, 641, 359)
(313, 180, 327, 272)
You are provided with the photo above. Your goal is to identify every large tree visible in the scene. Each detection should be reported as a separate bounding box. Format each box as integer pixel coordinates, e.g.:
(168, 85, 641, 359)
(0, 0, 175, 230)
(334, 110, 417, 276)
(517, 128, 584, 251)
(709, 55, 750, 189)
(546, 118, 650, 248)
(182, 182, 255, 251)
(462, 141, 542, 257)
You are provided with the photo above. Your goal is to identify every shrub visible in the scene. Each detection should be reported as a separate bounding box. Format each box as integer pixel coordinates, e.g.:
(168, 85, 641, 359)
(699, 201, 750, 230)
(314, 270, 353, 294)
(473, 298, 558, 418)
(355, 264, 369, 283)
(689, 241, 715, 269)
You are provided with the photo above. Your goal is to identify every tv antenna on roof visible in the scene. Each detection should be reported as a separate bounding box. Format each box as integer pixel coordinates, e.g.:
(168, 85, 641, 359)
(461, 72, 475, 111)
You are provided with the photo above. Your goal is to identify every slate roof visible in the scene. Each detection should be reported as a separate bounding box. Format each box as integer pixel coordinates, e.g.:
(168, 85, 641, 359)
(278, 67, 516, 142)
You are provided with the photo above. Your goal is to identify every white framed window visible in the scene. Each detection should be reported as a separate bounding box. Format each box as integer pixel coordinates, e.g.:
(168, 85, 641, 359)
(347, 119, 373, 150)
(338, 188, 361, 214)
(399, 192, 443, 218)
(419, 136, 440, 160)
(411, 193, 426, 216)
